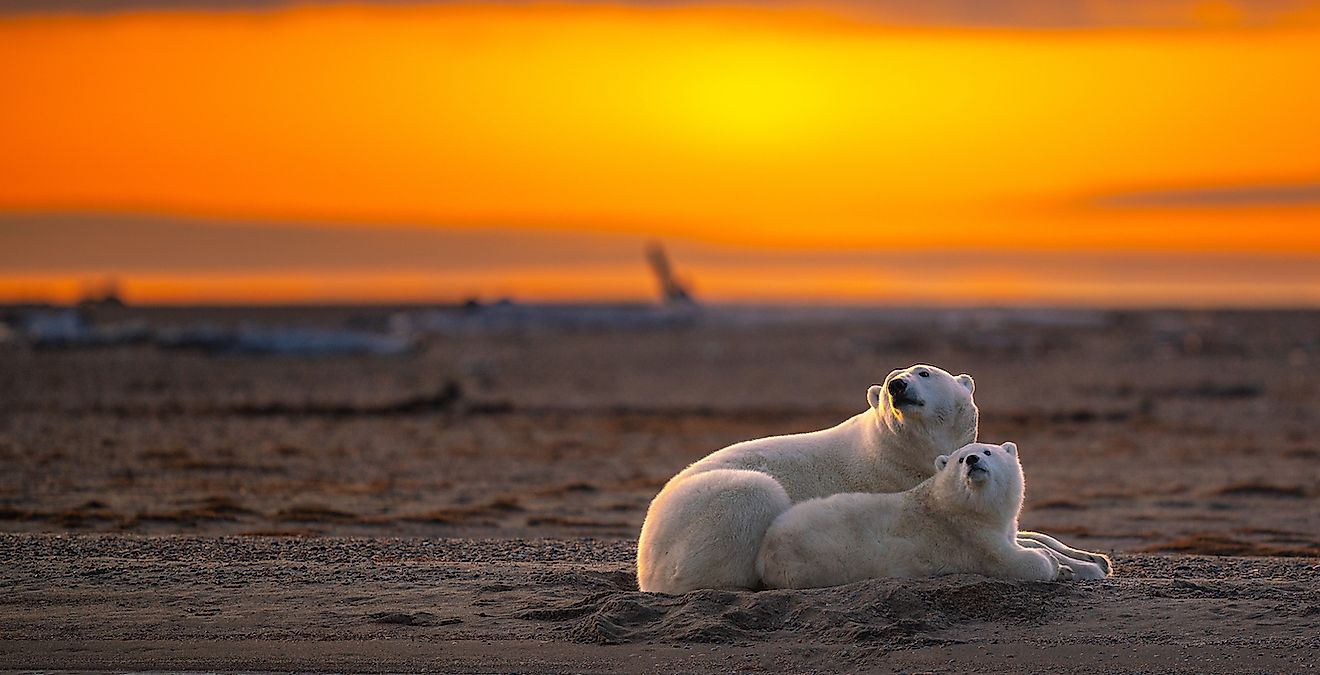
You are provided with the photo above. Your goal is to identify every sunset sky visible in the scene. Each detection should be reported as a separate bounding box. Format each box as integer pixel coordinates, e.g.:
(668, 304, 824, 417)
(3, 0, 1320, 305)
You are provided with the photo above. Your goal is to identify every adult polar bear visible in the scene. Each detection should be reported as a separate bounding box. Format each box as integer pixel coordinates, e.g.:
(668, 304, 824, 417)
(638, 364, 977, 593)
(636, 364, 1109, 594)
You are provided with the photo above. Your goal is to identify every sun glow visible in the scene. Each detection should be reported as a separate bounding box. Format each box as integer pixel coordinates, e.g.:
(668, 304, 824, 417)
(2, 3, 1320, 304)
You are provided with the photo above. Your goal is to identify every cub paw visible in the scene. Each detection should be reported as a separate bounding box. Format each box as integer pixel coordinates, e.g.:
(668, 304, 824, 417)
(1087, 553, 1113, 575)
(1055, 564, 1076, 582)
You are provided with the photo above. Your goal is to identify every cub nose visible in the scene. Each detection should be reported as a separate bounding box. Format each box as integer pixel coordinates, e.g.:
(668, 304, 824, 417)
(888, 379, 908, 396)
(965, 454, 980, 466)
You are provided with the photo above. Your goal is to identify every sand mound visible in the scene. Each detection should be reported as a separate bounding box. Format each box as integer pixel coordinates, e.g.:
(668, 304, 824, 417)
(520, 575, 1079, 646)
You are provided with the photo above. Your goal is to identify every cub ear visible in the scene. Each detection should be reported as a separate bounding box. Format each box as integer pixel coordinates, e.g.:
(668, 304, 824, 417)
(867, 384, 884, 410)
(935, 454, 950, 471)
(1002, 441, 1017, 455)
(956, 374, 975, 393)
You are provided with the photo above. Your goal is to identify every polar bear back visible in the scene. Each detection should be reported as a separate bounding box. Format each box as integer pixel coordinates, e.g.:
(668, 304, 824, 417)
(757, 441, 1035, 589)
(676, 414, 882, 502)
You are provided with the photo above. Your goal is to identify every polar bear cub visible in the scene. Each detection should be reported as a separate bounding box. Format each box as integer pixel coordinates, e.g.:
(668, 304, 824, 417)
(757, 441, 1104, 589)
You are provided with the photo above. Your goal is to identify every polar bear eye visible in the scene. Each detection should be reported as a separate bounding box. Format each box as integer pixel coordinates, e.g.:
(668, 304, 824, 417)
(957, 456, 964, 463)
(918, 370, 930, 378)
(983, 450, 991, 456)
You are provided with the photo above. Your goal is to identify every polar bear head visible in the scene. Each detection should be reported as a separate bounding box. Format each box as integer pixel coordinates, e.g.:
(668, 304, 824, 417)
(932, 441, 1024, 523)
(866, 364, 978, 456)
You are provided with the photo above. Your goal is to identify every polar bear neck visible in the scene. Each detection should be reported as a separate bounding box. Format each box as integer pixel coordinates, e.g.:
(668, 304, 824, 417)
(865, 403, 978, 489)
(917, 465, 1023, 535)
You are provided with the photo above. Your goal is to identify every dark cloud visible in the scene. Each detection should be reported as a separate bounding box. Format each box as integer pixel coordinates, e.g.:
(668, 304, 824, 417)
(0, 212, 649, 272)
(5, 211, 1320, 288)
(1096, 183, 1320, 209)
(2, 0, 1316, 29)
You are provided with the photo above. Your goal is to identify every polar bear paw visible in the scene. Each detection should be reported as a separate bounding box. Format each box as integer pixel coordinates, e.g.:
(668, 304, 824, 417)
(1084, 552, 1113, 575)
(1054, 564, 1076, 582)
(1056, 557, 1108, 581)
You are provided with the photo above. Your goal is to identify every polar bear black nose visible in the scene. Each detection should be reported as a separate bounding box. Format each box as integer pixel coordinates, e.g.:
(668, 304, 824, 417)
(965, 454, 979, 466)
(888, 379, 908, 396)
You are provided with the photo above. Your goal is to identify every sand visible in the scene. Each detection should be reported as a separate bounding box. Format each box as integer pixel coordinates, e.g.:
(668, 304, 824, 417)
(2, 306, 1319, 671)
(2, 534, 1318, 673)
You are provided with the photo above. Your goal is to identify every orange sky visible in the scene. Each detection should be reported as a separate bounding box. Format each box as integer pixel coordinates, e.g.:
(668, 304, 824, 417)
(2, 2, 1320, 305)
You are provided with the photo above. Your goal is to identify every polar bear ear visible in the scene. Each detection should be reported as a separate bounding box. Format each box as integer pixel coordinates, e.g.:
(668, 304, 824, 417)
(1002, 441, 1017, 455)
(867, 384, 884, 410)
(935, 454, 950, 471)
(956, 374, 975, 393)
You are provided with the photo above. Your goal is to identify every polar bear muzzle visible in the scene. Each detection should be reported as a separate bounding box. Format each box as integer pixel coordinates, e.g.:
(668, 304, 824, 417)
(887, 377, 924, 408)
(965, 453, 990, 483)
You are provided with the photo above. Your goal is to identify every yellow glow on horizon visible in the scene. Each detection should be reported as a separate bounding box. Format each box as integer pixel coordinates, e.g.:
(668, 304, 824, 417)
(2, 3, 1320, 303)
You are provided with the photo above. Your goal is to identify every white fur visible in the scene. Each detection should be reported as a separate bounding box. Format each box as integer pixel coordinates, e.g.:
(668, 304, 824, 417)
(637, 364, 978, 593)
(1018, 531, 1111, 579)
(757, 441, 1070, 589)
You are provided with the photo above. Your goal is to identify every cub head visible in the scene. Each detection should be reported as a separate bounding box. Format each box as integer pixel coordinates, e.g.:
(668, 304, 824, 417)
(867, 364, 978, 452)
(932, 441, 1023, 521)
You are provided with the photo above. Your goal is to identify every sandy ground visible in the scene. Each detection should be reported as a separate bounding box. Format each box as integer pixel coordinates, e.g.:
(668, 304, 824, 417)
(2, 535, 1318, 673)
(2, 307, 1319, 671)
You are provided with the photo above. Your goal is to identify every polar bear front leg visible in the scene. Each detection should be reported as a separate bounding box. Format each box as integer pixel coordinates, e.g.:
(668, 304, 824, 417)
(1018, 531, 1113, 576)
(637, 469, 793, 594)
